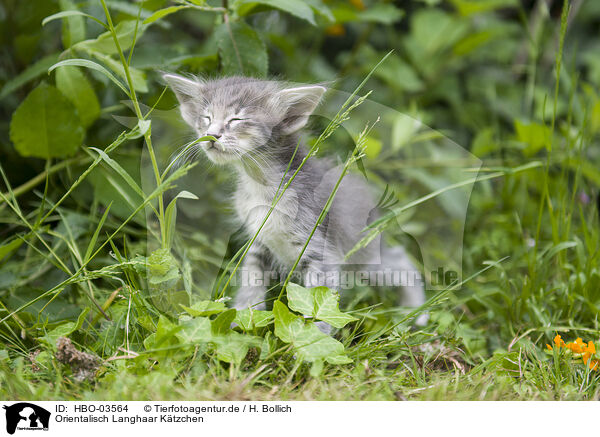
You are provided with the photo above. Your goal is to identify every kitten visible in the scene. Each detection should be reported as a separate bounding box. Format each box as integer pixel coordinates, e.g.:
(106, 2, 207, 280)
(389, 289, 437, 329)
(164, 75, 427, 329)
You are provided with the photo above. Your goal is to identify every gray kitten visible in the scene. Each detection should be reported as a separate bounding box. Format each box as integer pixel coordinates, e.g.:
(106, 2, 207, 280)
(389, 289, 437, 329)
(164, 75, 427, 328)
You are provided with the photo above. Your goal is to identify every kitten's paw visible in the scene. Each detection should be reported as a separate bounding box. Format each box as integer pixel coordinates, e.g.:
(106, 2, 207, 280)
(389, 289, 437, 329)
(413, 312, 429, 327)
(314, 321, 332, 335)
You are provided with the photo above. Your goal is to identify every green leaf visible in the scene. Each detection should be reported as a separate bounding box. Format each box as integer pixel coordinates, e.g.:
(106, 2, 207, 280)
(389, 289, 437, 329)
(450, 0, 518, 16)
(233, 309, 274, 331)
(143, 6, 189, 24)
(90, 51, 148, 93)
(58, 0, 86, 47)
(212, 331, 261, 365)
(82, 202, 112, 264)
(0, 238, 24, 263)
(234, 0, 316, 25)
(180, 300, 227, 317)
(42, 10, 107, 29)
(332, 4, 403, 25)
(49, 59, 130, 97)
(165, 190, 198, 247)
(273, 301, 352, 364)
(286, 283, 358, 329)
(73, 20, 145, 56)
(144, 315, 182, 349)
(40, 308, 90, 349)
(514, 120, 551, 156)
(176, 316, 212, 343)
(211, 309, 237, 335)
(134, 248, 181, 287)
(0, 53, 60, 100)
(9, 83, 84, 159)
(56, 66, 100, 128)
(304, 0, 334, 21)
(358, 4, 404, 24)
(89, 147, 145, 198)
(215, 21, 267, 77)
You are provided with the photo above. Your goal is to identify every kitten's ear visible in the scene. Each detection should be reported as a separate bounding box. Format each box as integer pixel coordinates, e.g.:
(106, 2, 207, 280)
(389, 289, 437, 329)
(163, 73, 202, 126)
(278, 85, 326, 134)
(162, 73, 201, 103)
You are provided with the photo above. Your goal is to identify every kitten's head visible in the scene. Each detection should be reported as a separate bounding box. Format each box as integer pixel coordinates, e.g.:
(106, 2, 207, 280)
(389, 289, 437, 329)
(163, 74, 325, 165)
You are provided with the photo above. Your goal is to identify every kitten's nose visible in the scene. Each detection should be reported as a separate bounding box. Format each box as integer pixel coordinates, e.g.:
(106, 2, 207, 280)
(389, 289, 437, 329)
(207, 132, 221, 140)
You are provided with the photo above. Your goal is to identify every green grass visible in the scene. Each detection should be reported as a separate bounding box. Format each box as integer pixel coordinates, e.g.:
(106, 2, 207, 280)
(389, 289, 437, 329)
(1, 0, 600, 401)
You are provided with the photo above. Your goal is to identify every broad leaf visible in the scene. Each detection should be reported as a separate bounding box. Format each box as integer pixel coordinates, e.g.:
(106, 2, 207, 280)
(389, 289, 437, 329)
(176, 316, 212, 343)
(273, 301, 352, 364)
(73, 20, 145, 56)
(235, 0, 316, 25)
(9, 83, 84, 159)
(211, 309, 237, 335)
(233, 309, 274, 331)
(39, 308, 90, 349)
(58, 0, 86, 47)
(286, 283, 358, 328)
(49, 58, 130, 97)
(215, 21, 267, 77)
(212, 331, 262, 365)
(56, 66, 100, 127)
(180, 300, 227, 317)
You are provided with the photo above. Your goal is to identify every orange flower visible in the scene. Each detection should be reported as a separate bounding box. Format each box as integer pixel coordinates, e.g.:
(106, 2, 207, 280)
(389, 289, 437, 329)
(586, 341, 596, 354)
(546, 335, 599, 371)
(554, 334, 565, 347)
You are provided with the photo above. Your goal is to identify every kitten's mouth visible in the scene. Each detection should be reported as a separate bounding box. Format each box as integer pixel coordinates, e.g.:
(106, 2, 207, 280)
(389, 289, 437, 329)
(202, 141, 236, 162)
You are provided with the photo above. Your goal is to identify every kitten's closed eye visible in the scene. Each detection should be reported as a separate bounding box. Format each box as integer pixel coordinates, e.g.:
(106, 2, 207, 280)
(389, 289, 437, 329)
(227, 117, 248, 127)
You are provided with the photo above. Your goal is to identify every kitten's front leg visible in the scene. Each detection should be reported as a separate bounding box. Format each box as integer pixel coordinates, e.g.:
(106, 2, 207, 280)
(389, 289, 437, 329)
(233, 245, 270, 311)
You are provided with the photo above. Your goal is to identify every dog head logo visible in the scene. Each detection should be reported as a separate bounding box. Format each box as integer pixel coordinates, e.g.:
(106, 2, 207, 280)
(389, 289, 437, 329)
(2, 403, 50, 434)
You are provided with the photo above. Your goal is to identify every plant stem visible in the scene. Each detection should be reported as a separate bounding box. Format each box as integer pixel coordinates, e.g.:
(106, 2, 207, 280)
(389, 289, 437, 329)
(100, 0, 167, 248)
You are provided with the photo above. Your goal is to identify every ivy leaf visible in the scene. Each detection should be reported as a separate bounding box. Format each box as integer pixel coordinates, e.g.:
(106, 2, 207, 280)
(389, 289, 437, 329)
(233, 309, 274, 331)
(212, 331, 262, 365)
(176, 316, 212, 343)
(134, 248, 180, 287)
(286, 283, 358, 328)
(215, 21, 267, 77)
(211, 309, 237, 335)
(9, 83, 84, 159)
(180, 300, 227, 317)
(144, 315, 182, 350)
(56, 66, 100, 128)
(273, 301, 352, 364)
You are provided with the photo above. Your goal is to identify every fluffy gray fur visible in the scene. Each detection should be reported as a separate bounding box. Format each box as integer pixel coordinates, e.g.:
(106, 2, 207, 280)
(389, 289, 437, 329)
(164, 75, 427, 328)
